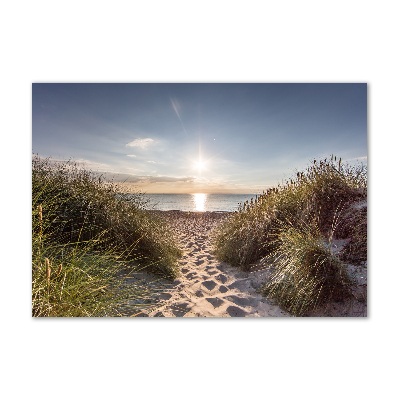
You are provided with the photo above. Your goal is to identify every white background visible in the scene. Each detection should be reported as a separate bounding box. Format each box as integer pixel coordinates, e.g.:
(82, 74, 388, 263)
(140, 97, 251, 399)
(1, 1, 399, 399)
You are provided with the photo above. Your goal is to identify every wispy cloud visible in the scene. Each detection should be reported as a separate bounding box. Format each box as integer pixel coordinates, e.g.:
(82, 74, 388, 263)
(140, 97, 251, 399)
(126, 138, 155, 149)
(127, 154, 137, 158)
(104, 174, 194, 184)
(145, 176, 194, 183)
(147, 160, 157, 164)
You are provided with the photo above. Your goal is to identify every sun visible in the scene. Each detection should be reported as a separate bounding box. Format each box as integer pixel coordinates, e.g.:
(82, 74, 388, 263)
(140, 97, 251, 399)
(193, 159, 207, 173)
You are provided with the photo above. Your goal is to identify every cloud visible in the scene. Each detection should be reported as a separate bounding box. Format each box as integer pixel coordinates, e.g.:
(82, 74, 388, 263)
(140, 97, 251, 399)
(146, 176, 194, 183)
(126, 138, 155, 149)
(97, 172, 194, 184)
(147, 160, 157, 164)
(126, 154, 137, 158)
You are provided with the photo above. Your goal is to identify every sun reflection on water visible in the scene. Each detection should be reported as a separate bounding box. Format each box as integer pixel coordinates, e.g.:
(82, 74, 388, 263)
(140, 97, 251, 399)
(192, 193, 207, 212)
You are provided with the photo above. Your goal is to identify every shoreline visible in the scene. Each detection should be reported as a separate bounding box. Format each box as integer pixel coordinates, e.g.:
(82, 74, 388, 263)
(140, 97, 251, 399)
(146, 209, 234, 217)
(146, 209, 235, 214)
(147, 209, 233, 213)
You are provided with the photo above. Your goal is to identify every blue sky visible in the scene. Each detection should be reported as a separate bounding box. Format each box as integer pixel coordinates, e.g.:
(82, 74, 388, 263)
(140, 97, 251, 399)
(32, 83, 367, 193)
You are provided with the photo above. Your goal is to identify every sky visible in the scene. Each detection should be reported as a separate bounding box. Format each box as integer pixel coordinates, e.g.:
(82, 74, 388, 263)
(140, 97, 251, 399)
(32, 83, 367, 194)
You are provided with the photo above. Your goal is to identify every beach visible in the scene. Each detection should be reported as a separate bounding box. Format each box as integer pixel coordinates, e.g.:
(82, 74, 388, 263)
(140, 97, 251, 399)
(124, 211, 366, 317)
(131, 211, 288, 317)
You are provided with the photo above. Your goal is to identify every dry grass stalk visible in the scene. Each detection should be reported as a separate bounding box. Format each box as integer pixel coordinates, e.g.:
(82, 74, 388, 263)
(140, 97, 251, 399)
(38, 204, 43, 222)
(45, 258, 51, 283)
(56, 263, 63, 276)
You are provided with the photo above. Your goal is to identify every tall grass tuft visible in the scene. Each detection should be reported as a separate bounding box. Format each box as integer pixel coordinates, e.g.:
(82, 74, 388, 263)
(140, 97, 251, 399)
(32, 201, 156, 316)
(262, 224, 353, 316)
(32, 155, 182, 316)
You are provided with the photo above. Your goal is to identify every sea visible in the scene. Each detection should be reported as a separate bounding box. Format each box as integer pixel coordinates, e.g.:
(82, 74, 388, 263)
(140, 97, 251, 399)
(138, 193, 257, 212)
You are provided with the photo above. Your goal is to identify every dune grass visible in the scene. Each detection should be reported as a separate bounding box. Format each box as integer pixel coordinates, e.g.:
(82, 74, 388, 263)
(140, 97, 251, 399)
(32, 156, 182, 317)
(262, 224, 353, 316)
(32, 225, 154, 317)
(213, 156, 367, 315)
(340, 206, 367, 265)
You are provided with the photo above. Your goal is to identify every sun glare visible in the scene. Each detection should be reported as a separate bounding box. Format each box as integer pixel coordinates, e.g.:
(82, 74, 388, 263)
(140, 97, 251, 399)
(193, 160, 207, 173)
(193, 193, 207, 212)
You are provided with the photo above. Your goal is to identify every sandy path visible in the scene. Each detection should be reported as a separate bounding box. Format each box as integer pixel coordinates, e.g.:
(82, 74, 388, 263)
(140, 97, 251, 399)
(141, 211, 290, 317)
(119, 210, 366, 317)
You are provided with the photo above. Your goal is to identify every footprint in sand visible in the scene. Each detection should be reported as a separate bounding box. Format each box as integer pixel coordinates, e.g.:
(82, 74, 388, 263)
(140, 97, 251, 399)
(225, 295, 251, 307)
(205, 297, 225, 308)
(159, 293, 173, 301)
(228, 280, 251, 291)
(202, 280, 218, 291)
(215, 273, 228, 283)
(181, 268, 190, 274)
(154, 311, 166, 317)
(218, 285, 229, 293)
(171, 302, 192, 317)
(226, 305, 247, 317)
